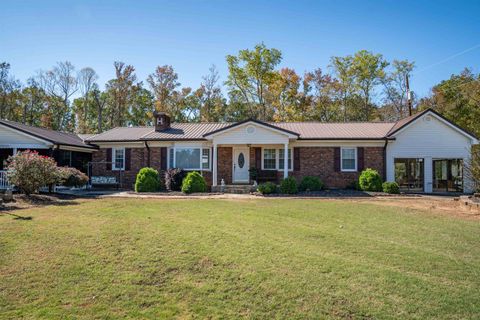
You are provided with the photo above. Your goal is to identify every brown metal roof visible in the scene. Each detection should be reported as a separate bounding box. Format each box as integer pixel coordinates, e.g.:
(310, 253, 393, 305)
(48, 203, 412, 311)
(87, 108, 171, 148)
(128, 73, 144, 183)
(86, 121, 396, 142)
(272, 122, 395, 140)
(0, 119, 96, 149)
(86, 127, 154, 142)
(143, 123, 231, 140)
(91, 109, 479, 142)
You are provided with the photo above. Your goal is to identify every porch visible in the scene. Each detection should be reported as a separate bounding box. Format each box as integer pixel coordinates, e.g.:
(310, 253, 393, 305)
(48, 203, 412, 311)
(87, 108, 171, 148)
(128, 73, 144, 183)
(211, 144, 292, 187)
(205, 121, 298, 187)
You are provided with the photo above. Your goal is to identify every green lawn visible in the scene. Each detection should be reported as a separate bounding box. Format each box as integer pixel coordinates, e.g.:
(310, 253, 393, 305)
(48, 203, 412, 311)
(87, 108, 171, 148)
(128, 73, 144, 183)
(1, 198, 479, 319)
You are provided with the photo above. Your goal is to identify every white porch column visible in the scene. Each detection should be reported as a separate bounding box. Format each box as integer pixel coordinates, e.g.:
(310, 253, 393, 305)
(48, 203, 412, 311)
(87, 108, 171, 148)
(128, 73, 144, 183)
(213, 143, 218, 186)
(424, 156, 433, 193)
(283, 143, 288, 179)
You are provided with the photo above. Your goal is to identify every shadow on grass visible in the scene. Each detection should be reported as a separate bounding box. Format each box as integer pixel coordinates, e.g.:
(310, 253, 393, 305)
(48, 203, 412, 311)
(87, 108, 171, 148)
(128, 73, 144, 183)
(0, 212, 33, 220)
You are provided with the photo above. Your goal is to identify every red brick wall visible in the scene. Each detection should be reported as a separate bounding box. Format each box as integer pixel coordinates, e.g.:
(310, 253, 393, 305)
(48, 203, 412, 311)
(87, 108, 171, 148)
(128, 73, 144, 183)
(291, 147, 384, 188)
(92, 147, 164, 189)
(92, 145, 384, 190)
(217, 147, 232, 184)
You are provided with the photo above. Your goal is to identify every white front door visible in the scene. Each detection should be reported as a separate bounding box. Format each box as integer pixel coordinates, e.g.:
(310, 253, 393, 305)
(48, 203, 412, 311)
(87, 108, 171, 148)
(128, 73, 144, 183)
(233, 147, 250, 183)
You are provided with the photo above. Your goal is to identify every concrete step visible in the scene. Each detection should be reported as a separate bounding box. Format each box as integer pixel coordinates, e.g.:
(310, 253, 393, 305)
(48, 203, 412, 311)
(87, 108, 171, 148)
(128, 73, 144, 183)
(212, 184, 255, 194)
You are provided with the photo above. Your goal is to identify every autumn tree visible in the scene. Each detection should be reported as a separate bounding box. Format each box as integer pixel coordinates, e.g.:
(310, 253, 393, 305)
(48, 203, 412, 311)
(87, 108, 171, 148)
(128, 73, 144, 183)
(129, 87, 155, 126)
(197, 65, 225, 122)
(76, 67, 99, 133)
(0, 62, 22, 120)
(303, 68, 343, 122)
(35, 62, 78, 130)
(381, 60, 415, 120)
(330, 55, 356, 121)
(351, 50, 388, 120)
(21, 77, 46, 126)
(105, 62, 138, 127)
(418, 68, 480, 137)
(147, 65, 180, 117)
(226, 43, 282, 120)
(268, 68, 301, 121)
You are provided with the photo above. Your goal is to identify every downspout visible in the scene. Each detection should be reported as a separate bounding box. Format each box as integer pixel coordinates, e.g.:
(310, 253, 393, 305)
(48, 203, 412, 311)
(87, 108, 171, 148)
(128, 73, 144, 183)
(144, 141, 150, 167)
(383, 138, 389, 181)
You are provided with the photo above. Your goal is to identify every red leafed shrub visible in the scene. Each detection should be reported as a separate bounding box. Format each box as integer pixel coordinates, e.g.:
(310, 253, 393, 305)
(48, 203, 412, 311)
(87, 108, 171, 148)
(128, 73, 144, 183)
(57, 166, 89, 188)
(6, 150, 60, 195)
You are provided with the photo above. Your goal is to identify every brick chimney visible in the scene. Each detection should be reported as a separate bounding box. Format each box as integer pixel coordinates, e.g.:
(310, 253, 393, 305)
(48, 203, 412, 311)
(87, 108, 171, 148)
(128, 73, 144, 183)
(153, 111, 170, 131)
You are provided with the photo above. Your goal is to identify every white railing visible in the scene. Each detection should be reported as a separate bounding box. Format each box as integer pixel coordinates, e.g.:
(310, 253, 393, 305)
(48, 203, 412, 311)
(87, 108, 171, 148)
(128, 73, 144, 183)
(0, 170, 11, 189)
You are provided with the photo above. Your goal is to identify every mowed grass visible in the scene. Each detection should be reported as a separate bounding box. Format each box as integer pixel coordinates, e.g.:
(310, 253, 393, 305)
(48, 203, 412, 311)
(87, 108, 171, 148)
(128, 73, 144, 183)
(1, 198, 479, 319)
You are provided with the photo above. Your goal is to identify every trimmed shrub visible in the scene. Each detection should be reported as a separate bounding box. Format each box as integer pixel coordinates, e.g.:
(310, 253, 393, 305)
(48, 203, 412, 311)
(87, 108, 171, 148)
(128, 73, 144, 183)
(181, 171, 207, 194)
(358, 168, 383, 192)
(257, 182, 277, 194)
(279, 176, 298, 194)
(299, 176, 323, 192)
(164, 168, 186, 191)
(58, 167, 89, 188)
(135, 167, 160, 192)
(5, 150, 59, 195)
(382, 181, 400, 194)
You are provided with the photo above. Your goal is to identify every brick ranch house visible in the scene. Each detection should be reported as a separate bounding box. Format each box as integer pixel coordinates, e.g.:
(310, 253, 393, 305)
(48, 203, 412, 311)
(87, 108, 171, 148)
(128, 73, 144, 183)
(85, 109, 478, 193)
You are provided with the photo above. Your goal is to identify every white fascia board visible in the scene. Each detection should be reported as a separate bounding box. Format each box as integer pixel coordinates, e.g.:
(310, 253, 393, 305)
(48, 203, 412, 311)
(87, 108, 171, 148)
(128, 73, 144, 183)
(204, 121, 298, 139)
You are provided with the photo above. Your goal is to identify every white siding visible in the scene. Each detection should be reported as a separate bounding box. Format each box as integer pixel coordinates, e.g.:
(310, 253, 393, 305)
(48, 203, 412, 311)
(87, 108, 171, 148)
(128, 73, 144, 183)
(386, 113, 477, 192)
(211, 123, 289, 145)
(0, 125, 52, 149)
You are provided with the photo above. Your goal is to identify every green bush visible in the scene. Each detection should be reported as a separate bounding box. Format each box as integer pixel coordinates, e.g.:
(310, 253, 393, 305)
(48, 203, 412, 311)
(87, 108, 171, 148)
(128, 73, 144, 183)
(382, 181, 400, 194)
(280, 176, 298, 194)
(358, 168, 383, 192)
(257, 182, 277, 194)
(299, 176, 323, 192)
(135, 167, 160, 192)
(181, 171, 207, 194)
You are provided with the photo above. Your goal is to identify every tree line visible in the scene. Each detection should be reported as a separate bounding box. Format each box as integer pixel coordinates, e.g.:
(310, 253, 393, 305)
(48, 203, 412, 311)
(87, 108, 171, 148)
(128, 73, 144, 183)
(1, 43, 478, 137)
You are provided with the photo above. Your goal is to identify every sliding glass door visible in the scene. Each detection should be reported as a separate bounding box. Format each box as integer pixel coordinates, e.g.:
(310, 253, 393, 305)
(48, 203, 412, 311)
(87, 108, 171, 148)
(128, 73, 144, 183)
(394, 158, 424, 192)
(433, 159, 463, 193)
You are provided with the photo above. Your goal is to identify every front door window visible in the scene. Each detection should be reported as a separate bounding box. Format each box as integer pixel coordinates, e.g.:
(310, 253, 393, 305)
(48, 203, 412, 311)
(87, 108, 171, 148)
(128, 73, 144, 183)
(238, 152, 245, 168)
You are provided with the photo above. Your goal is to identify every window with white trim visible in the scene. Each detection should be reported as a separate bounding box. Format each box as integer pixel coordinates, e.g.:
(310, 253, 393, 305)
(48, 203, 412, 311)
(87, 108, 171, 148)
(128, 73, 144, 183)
(263, 149, 277, 170)
(341, 147, 357, 172)
(113, 148, 125, 170)
(169, 147, 211, 171)
(278, 149, 292, 170)
(262, 148, 293, 171)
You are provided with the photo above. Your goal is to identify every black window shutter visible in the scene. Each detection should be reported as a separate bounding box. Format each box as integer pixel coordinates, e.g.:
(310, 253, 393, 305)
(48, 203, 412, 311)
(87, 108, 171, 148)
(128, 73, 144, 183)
(160, 147, 167, 170)
(125, 148, 131, 171)
(357, 147, 364, 172)
(106, 148, 112, 170)
(255, 148, 262, 169)
(334, 147, 341, 172)
(293, 147, 300, 171)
